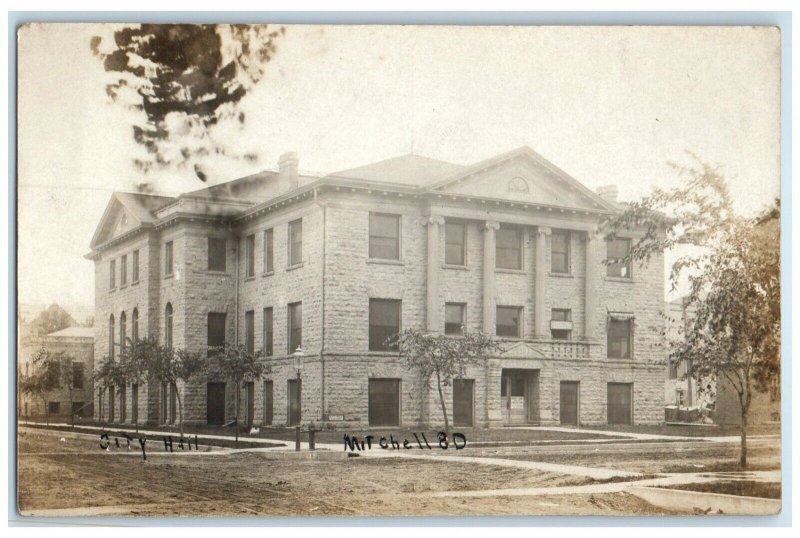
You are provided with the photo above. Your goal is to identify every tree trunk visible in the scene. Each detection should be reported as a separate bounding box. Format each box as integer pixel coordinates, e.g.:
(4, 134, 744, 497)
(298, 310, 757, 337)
(739, 414, 748, 469)
(69, 389, 75, 428)
(42, 395, 49, 426)
(173, 381, 184, 438)
(435, 370, 450, 442)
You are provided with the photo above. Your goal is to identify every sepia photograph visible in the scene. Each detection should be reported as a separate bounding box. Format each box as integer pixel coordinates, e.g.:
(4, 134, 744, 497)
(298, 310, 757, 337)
(14, 19, 784, 520)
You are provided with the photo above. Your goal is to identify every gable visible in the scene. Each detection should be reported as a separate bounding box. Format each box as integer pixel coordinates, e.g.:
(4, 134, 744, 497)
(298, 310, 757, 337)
(89, 197, 145, 249)
(430, 148, 615, 212)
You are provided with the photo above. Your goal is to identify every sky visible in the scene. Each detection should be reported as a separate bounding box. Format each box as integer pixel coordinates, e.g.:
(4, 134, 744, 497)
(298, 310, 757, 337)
(17, 24, 781, 308)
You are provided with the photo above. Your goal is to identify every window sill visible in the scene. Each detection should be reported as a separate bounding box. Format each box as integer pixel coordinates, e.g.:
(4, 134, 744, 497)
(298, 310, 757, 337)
(109, 288, 116, 293)
(163, 274, 173, 280)
(262, 271, 275, 277)
(205, 270, 230, 276)
(496, 268, 526, 275)
(131, 280, 140, 286)
(286, 263, 305, 272)
(443, 264, 468, 271)
(548, 272, 574, 278)
(604, 276, 634, 283)
(366, 258, 404, 266)
(119, 285, 127, 290)
(244, 276, 256, 282)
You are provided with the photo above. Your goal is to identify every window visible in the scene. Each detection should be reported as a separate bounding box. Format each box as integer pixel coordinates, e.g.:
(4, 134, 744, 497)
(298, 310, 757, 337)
(368, 378, 400, 426)
(288, 302, 302, 353)
(369, 213, 400, 260)
(496, 227, 522, 270)
(109, 314, 115, 359)
(48, 402, 60, 415)
(165, 303, 173, 349)
(120, 254, 127, 285)
(263, 229, 274, 273)
(496, 306, 522, 338)
(263, 307, 273, 356)
(668, 360, 679, 379)
(109, 260, 116, 289)
(120, 311, 127, 350)
(207, 312, 226, 356)
(551, 308, 572, 340)
(369, 299, 401, 351)
(608, 317, 633, 358)
(72, 362, 84, 389)
(551, 230, 570, 274)
(131, 308, 139, 343)
(245, 310, 255, 354)
(288, 219, 303, 266)
(445, 222, 466, 265)
(245, 234, 255, 277)
(445, 303, 466, 335)
(607, 238, 632, 278)
(263, 380, 273, 425)
(208, 237, 226, 272)
(132, 250, 139, 283)
(165, 241, 174, 276)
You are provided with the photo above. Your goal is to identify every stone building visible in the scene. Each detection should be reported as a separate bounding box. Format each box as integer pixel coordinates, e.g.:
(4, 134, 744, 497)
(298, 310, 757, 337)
(87, 146, 665, 428)
(18, 326, 95, 420)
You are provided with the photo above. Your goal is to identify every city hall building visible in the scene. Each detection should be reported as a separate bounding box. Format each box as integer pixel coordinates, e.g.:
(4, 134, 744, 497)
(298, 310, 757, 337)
(88, 146, 665, 429)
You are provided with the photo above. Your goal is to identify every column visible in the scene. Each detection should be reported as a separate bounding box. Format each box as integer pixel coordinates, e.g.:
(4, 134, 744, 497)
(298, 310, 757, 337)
(584, 232, 600, 340)
(482, 221, 500, 334)
(425, 216, 445, 333)
(534, 226, 551, 338)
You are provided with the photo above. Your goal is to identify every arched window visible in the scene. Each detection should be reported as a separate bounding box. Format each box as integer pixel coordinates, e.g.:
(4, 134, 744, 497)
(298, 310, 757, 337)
(109, 314, 115, 360)
(165, 303, 173, 349)
(131, 308, 139, 344)
(120, 311, 127, 351)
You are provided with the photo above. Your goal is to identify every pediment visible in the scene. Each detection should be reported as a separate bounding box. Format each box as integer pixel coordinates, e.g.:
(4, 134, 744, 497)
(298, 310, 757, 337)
(89, 196, 144, 249)
(430, 147, 615, 212)
(497, 340, 548, 359)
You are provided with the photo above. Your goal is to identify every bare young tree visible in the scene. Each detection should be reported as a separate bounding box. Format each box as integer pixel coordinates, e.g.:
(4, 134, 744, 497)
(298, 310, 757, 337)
(209, 342, 268, 442)
(390, 329, 500, 441)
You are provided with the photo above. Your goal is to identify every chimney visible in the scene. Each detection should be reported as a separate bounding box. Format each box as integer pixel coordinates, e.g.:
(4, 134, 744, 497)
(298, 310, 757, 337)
(278, 151, 299, 189)
(596, 185, 619, 204)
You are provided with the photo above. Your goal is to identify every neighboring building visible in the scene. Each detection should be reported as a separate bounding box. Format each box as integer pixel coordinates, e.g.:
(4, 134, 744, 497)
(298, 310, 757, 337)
(86, 146, 666, 428)
(715, 375, 780, 425)
(18, 326, 95, 420)
(663, 298, 710, 408)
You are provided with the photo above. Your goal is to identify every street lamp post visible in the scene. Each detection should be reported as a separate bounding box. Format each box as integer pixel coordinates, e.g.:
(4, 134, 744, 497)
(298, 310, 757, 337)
(292, 346, 304, 451)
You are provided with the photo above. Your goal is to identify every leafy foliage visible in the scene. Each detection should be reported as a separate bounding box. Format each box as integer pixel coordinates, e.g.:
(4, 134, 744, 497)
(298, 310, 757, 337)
(20, 347, 77, 424)
(391, 329, 500, 438)
(91, 24, 285, 175)
(601, 157, 780, 467)
(27, 304, 76, 336)
(208, 342, 269, 440)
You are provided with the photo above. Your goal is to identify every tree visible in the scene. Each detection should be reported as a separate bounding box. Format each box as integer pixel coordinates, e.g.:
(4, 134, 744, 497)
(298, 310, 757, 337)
(209, 342, 268, 442)
(601, 158, 780, 468)
(53, 352, 80, 427)
(94, 354, 127, 427)
(125, 336, 206, 437)
(90, 24, 285, 177)
(20, 347, 61, 425)
(29, 304, 75, 336)
(390, 329, 500, 441)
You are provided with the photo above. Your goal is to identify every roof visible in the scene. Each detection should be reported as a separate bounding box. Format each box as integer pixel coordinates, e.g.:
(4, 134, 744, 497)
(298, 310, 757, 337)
(46, 326, 95, 338)
(327, 154, 465, 186)
(114, 192, 176, 222)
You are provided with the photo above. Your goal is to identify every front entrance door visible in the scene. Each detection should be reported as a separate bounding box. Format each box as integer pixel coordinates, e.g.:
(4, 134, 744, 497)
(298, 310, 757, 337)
(207, 382, 226, 425)
(607, 383, 633, 425)
(453, 379, 474, 427)
(560, 381, 579, 425)
(288, 378, 301, 426)
(501, 369, 539, 424)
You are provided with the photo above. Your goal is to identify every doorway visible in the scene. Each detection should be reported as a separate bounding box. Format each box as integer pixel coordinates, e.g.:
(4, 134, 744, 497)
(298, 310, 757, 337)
(453, 379, 474, 427)
(245, 381, 255, 427)
(560, 381, 579, 425)
(500, 369, 539, 424)
(288, 378, 302, 426)
(607, 382, 633, 425)
(207, 382, 226, 425)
